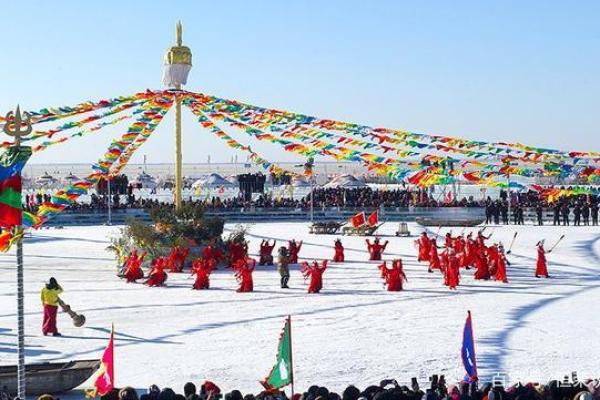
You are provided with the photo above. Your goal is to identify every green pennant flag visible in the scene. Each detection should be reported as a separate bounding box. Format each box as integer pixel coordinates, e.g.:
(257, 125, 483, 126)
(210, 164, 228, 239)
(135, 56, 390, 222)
(261, 317, 293, 392)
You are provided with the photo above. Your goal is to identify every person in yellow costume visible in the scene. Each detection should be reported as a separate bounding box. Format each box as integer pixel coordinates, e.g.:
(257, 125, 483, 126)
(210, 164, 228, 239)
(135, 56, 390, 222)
(41, 277, 63, 336)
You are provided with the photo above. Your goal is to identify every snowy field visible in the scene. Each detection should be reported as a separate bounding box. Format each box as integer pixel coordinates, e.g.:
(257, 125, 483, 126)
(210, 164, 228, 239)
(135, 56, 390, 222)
(1, 222, 599, 396)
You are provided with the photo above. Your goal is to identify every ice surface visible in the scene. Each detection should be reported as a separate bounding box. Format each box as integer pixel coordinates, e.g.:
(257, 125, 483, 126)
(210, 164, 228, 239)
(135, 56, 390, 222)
(0, 222, 598, 395)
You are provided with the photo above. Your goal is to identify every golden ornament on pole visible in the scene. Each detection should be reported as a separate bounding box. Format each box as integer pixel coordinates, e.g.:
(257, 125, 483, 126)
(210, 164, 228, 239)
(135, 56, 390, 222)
(163, 21, 192, 211)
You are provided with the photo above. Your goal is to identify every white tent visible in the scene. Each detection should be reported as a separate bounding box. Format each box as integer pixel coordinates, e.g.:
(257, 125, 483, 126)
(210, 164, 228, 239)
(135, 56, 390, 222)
(292, 177, 311, 187)
(192, 173, 235, 189)
(63, 172, 80, 184)
(322, 174, 367, 189)
(131, 171, 157, 189)
(35, 172, 58, 188)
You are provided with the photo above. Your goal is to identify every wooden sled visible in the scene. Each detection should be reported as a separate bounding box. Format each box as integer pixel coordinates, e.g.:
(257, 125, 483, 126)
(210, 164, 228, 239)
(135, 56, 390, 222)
(342, 222, 383, 236)
(309, 221, 345, 235)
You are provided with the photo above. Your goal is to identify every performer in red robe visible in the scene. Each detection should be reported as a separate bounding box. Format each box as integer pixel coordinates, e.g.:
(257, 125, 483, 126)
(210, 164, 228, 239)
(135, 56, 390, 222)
(446, 249, 460, 289)
(333, 239, 345, 262)
(258, 239, 276, 266)
(191, 258, 214, 290)
(379, 259, 408, 291)
(445, 232, 453, 248)
(477, 231, 491, 248)
(202, 241, 224, 268)
(535, 241, 550, 278)
(288, 240, 303, 264)
(428, 238, 441, 272)
(487, 244, 500, 277)
(473, 250, 490, 280)
(124, 249, 146, 283)
(301, 260, 327, 293)
(415, 232, 430, 262)
(168, 246, 189, 273)
(228, 241, 248, 268)
(233, 257, 256, 292)
(366, 237, 388, 261)
(146, 257, 168, 287)
(440, 249, 449, 274)
(494, 243, 509, 283)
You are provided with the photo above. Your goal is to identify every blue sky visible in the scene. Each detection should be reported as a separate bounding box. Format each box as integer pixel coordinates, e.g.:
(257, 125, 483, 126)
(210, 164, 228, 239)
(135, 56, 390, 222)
(1, 1, 598, 165)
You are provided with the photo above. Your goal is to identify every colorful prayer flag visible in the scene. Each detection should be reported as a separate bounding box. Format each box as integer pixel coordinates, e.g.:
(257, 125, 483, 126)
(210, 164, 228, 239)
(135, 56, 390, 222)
(261, 316, 294, 392)
(86, 325, 115, 397)
(0, 146, 32, 228)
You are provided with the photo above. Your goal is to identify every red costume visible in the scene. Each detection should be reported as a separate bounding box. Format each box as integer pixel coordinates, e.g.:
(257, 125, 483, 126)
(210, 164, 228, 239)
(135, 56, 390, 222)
(202, 243, 224, 268)
(146, 257, 168, 287)
(233, 257, 255, 292)
(288, 240, 303, 264)
(445, 233, 453, 249)
(416, 233, 430, 262)
(495, 248, 509, 283)
(168, 246, 189, 273)
(259, 240, 276, 266)
(379, 260, 407, 291)
(366, 238, 388, 261)
(473, 251, 490, 280)
(124, 249, 146, 283)
(446, 251, 460, 289)
(191, 258, 214, 290)
(487, 245, 500, 277)
(228, 241, 248, 268)
(301, 260, 327, 293)
(428, 238, 441, 272)
(333, 239, 345, 262)
(535, 243, 549, 278)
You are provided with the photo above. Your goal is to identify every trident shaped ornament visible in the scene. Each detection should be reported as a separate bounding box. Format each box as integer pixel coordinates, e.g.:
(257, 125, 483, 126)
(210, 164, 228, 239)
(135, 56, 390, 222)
(3, 105, 32, 147)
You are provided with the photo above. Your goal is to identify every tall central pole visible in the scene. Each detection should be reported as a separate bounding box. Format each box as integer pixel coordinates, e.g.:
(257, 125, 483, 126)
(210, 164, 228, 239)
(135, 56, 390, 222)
(163, 21, 192, 212)
(175, 85, 183, 211)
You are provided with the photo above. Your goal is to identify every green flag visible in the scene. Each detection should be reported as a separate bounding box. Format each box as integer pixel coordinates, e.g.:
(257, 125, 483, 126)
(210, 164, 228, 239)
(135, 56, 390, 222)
(261, 317, 293, 392)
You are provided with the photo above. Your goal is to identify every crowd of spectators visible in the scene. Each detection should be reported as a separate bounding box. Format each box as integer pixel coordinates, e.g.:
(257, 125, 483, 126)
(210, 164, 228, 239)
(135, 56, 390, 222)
(17, 374, 600, 400)
(21, 186, 600, 226)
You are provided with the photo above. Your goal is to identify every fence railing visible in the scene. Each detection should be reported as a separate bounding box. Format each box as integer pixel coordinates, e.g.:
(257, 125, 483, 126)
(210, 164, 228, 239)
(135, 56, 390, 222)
(45, 207, 491, 226)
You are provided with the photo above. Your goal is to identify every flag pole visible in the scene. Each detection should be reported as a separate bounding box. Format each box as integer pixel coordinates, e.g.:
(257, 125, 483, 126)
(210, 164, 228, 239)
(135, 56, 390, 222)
(468, 310, 479, 386)
(3, 105, 33, 399)
(288, 315, 295, 398)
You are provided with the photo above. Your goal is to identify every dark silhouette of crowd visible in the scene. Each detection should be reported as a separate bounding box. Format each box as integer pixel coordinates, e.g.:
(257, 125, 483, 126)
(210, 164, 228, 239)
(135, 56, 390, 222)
(484, 190, 599, 226)
(22, 185, 600, 227)
(18, 374, 600, 400)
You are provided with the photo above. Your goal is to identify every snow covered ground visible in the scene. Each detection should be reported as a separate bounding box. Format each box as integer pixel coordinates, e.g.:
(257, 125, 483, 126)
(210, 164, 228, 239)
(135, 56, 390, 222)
(0, 222, 599, 396)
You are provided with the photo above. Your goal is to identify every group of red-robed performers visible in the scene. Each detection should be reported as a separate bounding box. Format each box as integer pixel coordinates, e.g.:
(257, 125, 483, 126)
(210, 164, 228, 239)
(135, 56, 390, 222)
(415, 228, 554, 289)
(415, 230, 511, 289)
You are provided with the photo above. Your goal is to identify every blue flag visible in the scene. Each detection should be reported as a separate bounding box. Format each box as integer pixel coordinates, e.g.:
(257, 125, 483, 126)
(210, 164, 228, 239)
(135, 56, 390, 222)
(461, 310, 478, 383)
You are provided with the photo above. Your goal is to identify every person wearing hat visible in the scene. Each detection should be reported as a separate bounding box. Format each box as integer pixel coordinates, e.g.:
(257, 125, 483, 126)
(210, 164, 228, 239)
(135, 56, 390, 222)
(287, 239, 303, 264)
(366, 237, 388, 261)
(333, 238, 345, 262)
(535, 240, 550, 278)
(258, 239, 276, 266)
(415, 231, 430, 263)
(40, 277, 63, 336)
(277, 246, 290, 289)
(494, 243, 509, 283)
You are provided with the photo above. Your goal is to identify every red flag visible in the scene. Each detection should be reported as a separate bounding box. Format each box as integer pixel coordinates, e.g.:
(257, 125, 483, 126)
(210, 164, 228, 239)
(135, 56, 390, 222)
(86, 325, 114, 397)
(367, 211, 378, 226)
(218, 185, 225, 194)
(351, 212, 366, 228)
(445, 191, 453, 204)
